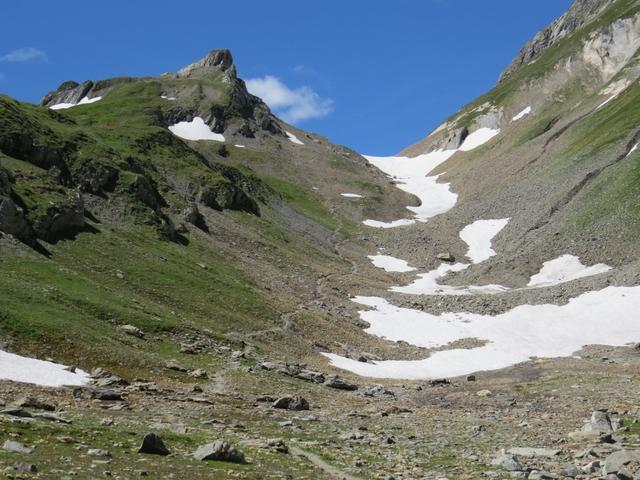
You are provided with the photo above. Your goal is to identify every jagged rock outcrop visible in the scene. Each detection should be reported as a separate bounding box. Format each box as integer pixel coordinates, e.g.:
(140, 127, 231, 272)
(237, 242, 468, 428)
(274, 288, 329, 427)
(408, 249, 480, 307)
(197, 183, 260, 216)
(32, 191, 85, 242)
(41, 80, 94, 107)
(500, 0, 614, 81)
(176, 49, 234, 78)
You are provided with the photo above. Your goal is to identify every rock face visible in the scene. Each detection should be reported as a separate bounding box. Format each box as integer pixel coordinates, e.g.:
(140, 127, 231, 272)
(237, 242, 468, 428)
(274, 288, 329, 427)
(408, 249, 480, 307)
(32, 192, 85, 242)
(272, 396, 310, 411)
(176, 49, 234, 78)
(500, 0, 614, 81)
(41, 80, 94, 107)
(193, 440, 245, 463)
(197, 183, 259, 215)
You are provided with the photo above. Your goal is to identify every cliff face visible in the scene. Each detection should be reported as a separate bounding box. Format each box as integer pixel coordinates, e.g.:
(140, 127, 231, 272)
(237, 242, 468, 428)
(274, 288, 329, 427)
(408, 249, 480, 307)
(499, 0, 615, 82)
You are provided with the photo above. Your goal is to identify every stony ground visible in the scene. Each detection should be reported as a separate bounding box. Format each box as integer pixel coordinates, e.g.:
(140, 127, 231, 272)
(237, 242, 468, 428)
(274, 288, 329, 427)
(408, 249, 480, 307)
(2, 329, 640, 479)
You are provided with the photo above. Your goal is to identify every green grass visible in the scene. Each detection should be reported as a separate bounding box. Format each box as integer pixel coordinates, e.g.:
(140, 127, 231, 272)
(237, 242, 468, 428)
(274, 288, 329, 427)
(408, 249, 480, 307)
(0, 223, 276, 374)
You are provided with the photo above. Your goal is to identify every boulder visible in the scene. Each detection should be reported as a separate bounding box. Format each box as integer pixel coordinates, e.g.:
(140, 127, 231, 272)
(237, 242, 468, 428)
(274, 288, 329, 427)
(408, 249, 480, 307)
(119, 324, 144, 339)
(2, 440, 33, 454)
(182, 203, 207, 231)
(602, 450, 640, 475)
(193, 440, 245, 463)
(130, 175, 164, 210)
(32, 191, 85, 242)
(490, 453, 524, 471)
(0, 196, 34, 244)
(324, 375, 358, 391)
(138, 433, 170, 456)
(272, 396, 309, 411)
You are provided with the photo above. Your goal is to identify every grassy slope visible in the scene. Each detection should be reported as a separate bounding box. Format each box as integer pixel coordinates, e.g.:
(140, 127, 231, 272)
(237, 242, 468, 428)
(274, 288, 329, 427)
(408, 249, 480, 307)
(0, 78, 362, 377)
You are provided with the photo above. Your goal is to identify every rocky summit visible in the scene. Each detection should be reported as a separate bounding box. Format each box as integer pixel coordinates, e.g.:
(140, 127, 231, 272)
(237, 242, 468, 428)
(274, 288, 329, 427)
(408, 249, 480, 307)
(2, 1, 640, 478)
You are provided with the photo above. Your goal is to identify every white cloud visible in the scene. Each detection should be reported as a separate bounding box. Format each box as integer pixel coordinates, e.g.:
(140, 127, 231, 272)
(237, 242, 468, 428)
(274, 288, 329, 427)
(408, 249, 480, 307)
(0, 47, 47, 63)
(245, 75, 333, 123)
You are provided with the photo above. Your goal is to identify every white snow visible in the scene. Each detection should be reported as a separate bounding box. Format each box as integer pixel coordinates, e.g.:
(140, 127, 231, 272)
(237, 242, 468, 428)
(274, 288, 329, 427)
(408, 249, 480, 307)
(285, 131, 304, 145)
(362, 127, 501, 229)
(341, 193, 364, 198)
(512, 106, 532, 122)
(0, 349, 89, 387)
(391, 262, 508, 296)
(527, 254, 612, 288)
(168, 117, 225, 142)
(234, 144, 246, 148)
(323, 286, 640, 379)
(50, 96, 103, 110)
(363, 218, 417, 228)
(627, 144, 638, 157)
(161, 95, 177, 101)
(368, 255, 417, 273)
(363, 150, 458, 227)
(597, 95, 618, 110)
(459, 219, 510, 264)
(458, 128, 501, 152)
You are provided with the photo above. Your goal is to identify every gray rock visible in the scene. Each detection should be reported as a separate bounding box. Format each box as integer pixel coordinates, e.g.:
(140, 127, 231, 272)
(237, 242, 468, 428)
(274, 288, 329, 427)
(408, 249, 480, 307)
(189, 369, 207, 379)
(272, 396, 309, 411)
(119, 324, 145, 339)
(87, 449, 111, 457)
(324, 375, 358, 391)
(0, 196, 34, 244)
(3, 441, 33, 454)
(41, 80, 94, 107)
(9, 396, 55, 412)
(506, 447, 561, 458)
(490, 453, 524, 471)
(602, 450, 640, 475)
(527, 471, 557, 479)
(193, 440, 245, 463)
(437, 252, 455, 262)
(138, 433, 170, 456)
(560, 464, 580, 478)
(584, 410, 613, 432)
(12, 462, 37, 473)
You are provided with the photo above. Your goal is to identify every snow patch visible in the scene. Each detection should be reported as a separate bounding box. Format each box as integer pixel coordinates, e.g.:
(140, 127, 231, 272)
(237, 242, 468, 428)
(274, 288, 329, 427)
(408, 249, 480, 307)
(459, 219, 510, 264)
(168, 117, 225, 142)
(597, 79, 631, 109)
(285, 131, 304, 145)
(369, 255, 417, 273)
(323, 286, 640, 379)
(627, 144, 638, 157)
(234, 145, 246, 148)
(527, 254, 612, 288)
(0, 349, 89, 387)
(50, 96, 102, 110)
(161, 95, 177, 101)
(341, 193, 363, 198)
(458, 128, 501, 152)
(362, 127, 501, 229)
(512, 106, 532, 122)
(363, 150, 458, 227)
(391, 262, 508, 296)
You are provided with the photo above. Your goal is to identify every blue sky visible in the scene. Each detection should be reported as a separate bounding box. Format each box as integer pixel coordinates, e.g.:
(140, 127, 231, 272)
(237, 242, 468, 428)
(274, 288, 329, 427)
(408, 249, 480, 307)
(1, 0, 571, 155)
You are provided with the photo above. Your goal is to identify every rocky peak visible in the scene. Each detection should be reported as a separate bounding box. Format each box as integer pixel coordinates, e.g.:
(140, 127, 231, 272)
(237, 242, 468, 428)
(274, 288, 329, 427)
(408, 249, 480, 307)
(499, 0, 614, 82)
(176, 49, 235, 78)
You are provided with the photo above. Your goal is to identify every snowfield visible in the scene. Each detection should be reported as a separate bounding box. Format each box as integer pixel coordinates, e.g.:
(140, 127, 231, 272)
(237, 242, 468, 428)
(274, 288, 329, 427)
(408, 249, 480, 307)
(512, 106, 532, 121)
(168, 117, 225, 142)
(369, 254, 417, 273)
(324, 286, 640, 379)
(362, 127, 501, 229)
(0, 350, 89, 387)
(391, 262, 508, 296)
(459, 219, 510, 264)
(286, 131, 305, 145)
(527, 254, 611, 288)
(458, 128, 500, 152)
(50, 96, 103, 110)
(341, 193, 363, 198)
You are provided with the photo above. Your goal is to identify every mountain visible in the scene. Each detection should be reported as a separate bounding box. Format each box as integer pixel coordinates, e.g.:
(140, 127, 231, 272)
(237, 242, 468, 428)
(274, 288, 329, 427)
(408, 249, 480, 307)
(1, 1, 640, 478)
